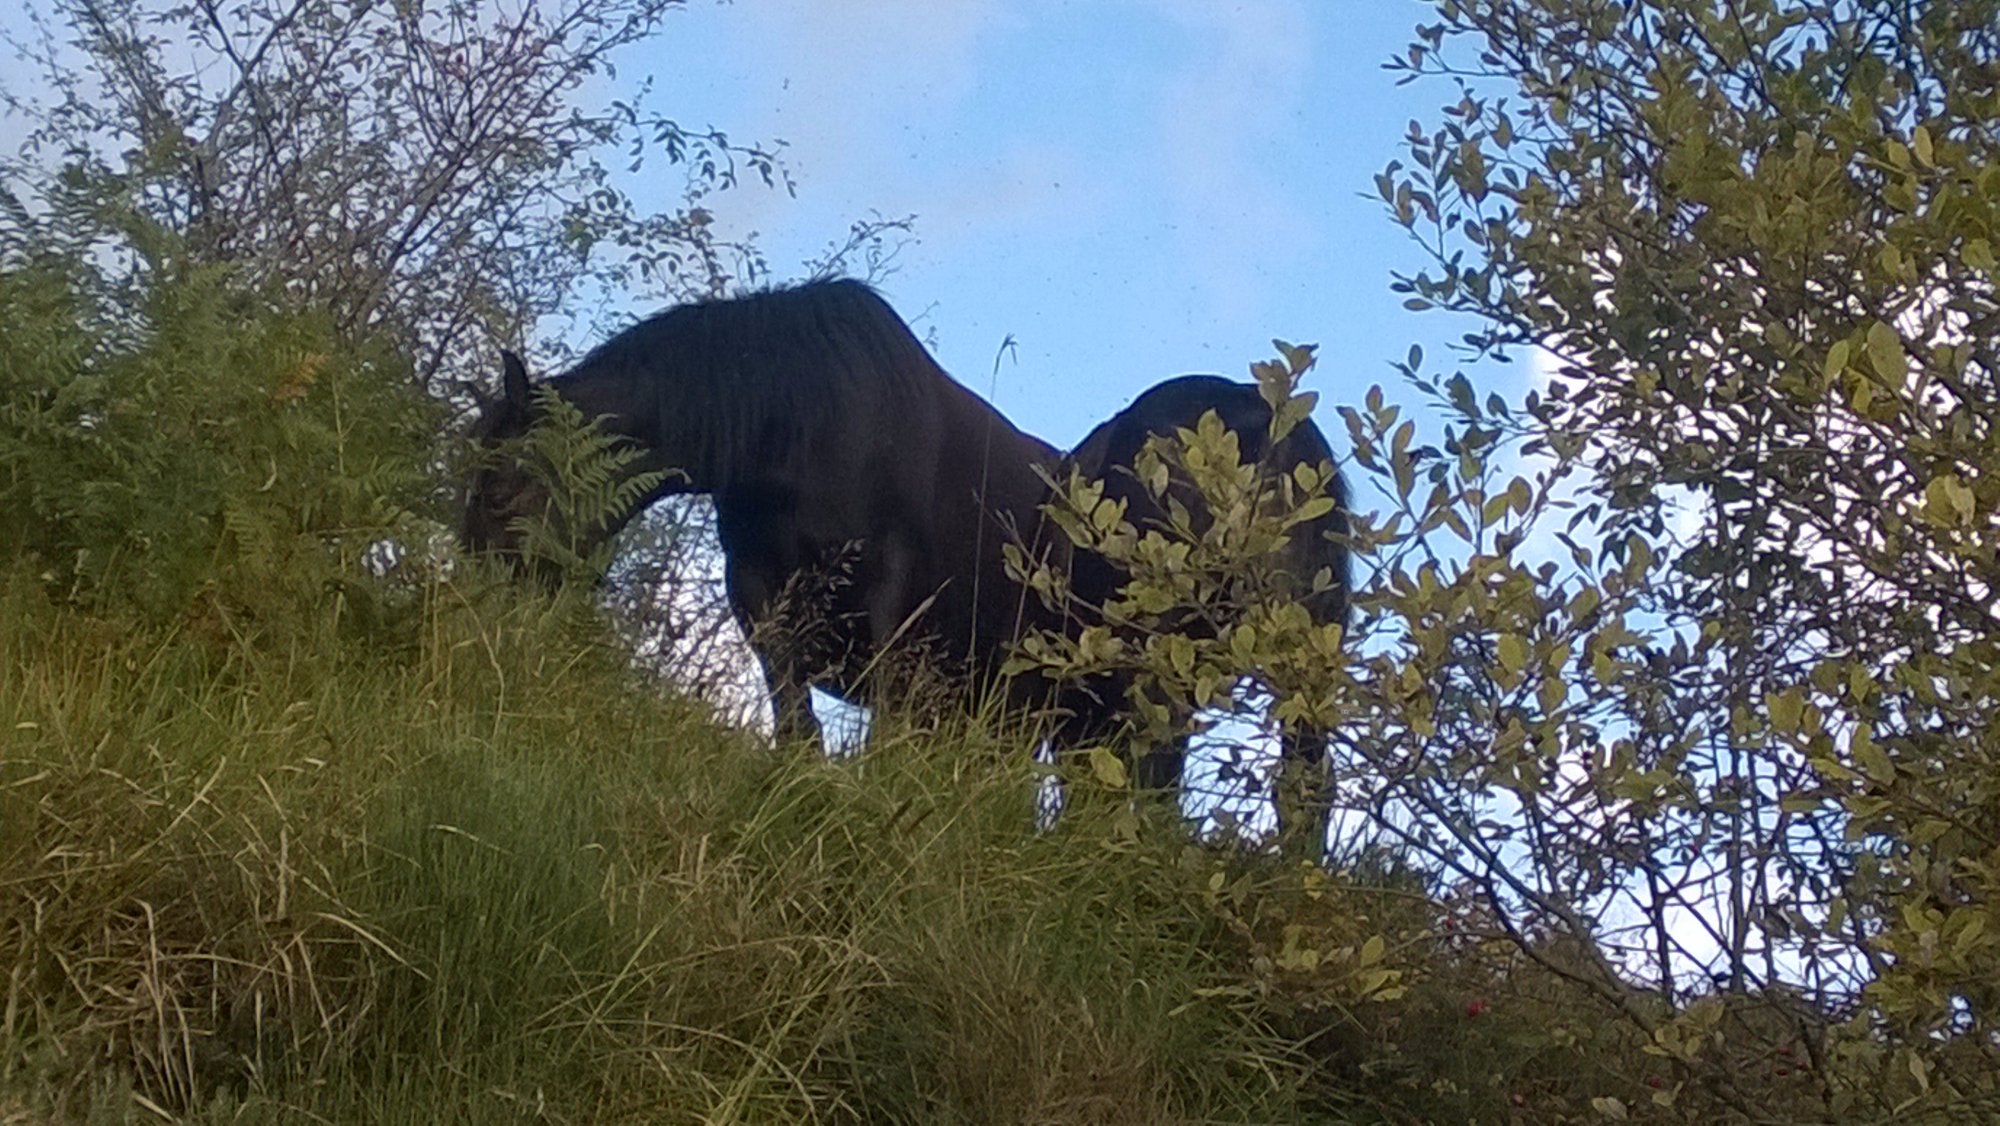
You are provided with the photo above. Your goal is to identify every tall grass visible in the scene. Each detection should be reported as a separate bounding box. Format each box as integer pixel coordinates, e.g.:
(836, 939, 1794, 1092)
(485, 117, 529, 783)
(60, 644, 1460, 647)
(0, 565, 1351, 1123)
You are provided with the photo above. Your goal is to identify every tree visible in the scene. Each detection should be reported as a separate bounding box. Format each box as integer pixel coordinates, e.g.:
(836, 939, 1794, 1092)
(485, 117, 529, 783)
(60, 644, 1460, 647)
(1372, 0, 2000, 1118)
(0, 0, 932, 715)
(1015, 3, 2000, 1119)
(2, 0, 786, 396)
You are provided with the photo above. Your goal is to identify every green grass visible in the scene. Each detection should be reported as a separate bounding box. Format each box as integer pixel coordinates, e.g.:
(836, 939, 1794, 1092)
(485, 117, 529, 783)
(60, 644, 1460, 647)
(0, 569, 1345, 1124)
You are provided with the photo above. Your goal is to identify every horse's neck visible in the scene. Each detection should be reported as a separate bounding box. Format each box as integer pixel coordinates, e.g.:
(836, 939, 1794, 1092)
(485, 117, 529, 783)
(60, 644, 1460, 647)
(557, 367, 709, 493)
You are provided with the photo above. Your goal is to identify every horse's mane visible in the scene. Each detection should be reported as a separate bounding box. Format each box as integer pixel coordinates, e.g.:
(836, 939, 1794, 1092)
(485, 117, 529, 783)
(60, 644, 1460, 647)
(557, 279, 952, 486)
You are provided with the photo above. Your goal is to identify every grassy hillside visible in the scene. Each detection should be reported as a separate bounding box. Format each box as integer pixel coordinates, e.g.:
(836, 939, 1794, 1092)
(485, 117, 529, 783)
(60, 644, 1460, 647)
(0, 261, 1819, 1125)
(0, 568, 1367, 1124)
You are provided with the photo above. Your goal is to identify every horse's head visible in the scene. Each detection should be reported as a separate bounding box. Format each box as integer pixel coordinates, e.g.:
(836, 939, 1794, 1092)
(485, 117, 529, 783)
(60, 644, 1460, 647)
(461, 350, 558, 582)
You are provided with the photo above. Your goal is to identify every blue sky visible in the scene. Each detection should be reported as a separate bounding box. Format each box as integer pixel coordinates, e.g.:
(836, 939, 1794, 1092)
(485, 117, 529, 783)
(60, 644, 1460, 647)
(631, 0, 1502, 451)
(0, 0, 1511, 450)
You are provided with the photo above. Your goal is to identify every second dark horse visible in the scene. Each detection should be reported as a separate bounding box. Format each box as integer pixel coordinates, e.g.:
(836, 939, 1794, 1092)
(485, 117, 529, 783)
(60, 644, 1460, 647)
(1054, 375, 1351, 820)
(462, 279, 1063, 747)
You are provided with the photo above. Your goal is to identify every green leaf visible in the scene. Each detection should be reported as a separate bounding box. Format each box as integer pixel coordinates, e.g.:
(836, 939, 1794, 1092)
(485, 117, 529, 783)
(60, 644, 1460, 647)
(1866, 321, 1906, 378)
(1229, 624, 1257, 665)
(1624, 533, 1653, 581)
(1925, 473, 1976, 526)
(1569, 585, 1601, 624)
(1766, 688, 1804, 733)
(1851, 728, 1894, 785)
(1537, 673, 1567, 714)
(1275, 339, 1317, 374)
(1953, 910, 1987, 956)
(1846, 372, 1875, 415)
(1286, 495, 1335, 527)
(1441, 508, 1471, 541)
(1356, 967, 1397, 997)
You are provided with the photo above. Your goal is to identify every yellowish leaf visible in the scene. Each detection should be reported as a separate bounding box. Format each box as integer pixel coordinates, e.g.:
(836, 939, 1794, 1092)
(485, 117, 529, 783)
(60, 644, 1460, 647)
(1867, 321, 1906, 378)
(1088, 747, 1129, 789)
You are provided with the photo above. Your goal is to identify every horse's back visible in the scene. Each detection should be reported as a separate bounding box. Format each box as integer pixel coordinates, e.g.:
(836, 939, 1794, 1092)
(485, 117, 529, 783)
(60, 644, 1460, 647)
(666, 282, 1060, 694)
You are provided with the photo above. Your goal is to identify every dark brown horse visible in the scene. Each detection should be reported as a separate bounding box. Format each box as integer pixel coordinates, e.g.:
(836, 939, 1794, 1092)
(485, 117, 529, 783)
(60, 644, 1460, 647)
(1052, 374, 1350, 819)
(462, 280, 1062, 748)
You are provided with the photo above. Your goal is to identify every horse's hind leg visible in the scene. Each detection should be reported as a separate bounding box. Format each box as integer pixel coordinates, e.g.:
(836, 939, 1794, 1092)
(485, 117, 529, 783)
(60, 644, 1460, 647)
(1275, 723, 1332, 862)
(859, 538, 924, 661)
(1133, 744, 1184, 792)
(1133, 698, 1193, 815)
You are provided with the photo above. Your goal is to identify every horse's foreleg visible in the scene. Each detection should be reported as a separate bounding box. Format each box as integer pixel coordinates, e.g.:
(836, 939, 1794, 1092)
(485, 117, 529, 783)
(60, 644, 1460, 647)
(861, 539, 924, 658)
(743, 622, 828, 753)
(765, 659, 823, 749)
(724, 558, 827, 754)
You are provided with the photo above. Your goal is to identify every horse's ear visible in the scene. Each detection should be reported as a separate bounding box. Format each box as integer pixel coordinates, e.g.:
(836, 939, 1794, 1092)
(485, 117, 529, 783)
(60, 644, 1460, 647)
(501, 349, 533, 410)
